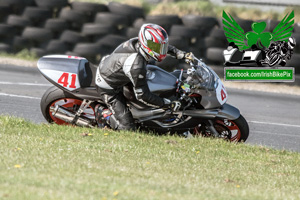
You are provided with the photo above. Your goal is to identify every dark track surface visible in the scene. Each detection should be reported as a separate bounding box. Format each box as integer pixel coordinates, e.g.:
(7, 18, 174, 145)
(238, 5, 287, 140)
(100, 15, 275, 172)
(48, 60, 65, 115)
(1, 64, 299, 152)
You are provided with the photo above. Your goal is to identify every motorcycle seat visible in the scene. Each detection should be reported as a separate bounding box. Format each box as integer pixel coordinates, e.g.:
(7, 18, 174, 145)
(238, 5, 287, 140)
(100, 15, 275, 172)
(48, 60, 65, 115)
(78, 61, 97, 88)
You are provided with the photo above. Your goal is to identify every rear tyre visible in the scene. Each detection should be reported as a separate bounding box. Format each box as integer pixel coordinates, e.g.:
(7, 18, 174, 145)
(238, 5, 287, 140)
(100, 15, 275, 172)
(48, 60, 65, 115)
(41, 86, 96, 125)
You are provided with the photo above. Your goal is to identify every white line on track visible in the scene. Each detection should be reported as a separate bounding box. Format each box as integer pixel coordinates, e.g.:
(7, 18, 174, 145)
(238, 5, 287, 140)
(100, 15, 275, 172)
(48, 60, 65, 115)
(254, 130, 300, 138)
(249, 120, 300, 128)
(0, 92, 41, 100)
(0, 81, 51, 87)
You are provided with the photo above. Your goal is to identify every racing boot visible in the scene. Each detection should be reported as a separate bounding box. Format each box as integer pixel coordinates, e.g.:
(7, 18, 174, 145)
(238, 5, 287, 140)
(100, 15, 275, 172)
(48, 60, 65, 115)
(95, 105, 112, 128)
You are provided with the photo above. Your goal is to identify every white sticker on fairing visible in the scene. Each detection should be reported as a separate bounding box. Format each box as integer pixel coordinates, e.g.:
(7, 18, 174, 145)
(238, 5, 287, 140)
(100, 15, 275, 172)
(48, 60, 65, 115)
(43, 55, 86, 60)
(41, 69, 80, 91)
(216, 79, 227, 105)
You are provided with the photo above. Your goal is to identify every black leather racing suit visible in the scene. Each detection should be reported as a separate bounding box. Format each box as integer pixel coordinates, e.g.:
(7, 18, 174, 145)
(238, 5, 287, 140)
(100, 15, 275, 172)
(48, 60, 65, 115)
(95, 37, 184, 130)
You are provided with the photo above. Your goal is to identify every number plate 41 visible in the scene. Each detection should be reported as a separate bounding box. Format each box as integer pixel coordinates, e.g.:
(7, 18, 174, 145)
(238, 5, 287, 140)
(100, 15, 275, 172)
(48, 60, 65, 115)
(57, 72, 80, 90)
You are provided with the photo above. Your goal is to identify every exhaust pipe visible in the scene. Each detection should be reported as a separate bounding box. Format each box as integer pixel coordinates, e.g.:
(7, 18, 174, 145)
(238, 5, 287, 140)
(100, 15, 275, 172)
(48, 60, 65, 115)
(50, 105, 94, 127)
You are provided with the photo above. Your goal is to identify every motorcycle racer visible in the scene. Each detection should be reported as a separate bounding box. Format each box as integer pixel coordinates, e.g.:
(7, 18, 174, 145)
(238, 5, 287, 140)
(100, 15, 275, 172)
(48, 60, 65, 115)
(95, 23, 193, 130)
(264, 37, 296, 66)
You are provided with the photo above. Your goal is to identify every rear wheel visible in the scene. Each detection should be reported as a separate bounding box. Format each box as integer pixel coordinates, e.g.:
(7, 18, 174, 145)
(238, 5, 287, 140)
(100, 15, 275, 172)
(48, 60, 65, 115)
(40, 86, 96, 125)
(194, 115, 249, 142)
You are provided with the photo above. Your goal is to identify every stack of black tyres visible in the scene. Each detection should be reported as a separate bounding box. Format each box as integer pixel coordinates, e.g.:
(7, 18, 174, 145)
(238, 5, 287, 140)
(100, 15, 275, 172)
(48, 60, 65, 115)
(0, 0, 146, 63)
(0, 0, 299, 74)
(0, 0, 35, 53)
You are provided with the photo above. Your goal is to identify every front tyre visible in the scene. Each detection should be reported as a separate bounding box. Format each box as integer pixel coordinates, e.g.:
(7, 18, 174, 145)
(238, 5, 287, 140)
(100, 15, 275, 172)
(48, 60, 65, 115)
(40, 86, 96, 125)
(269, 54, 280, 67)
(194, 115, 249, 142)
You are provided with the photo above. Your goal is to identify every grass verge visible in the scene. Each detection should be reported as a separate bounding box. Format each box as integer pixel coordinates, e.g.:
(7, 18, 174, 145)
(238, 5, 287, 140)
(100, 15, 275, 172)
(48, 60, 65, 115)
(0, 49, 38, 62)
(73, 0, 300, 22)
(0, 116, 300, 200)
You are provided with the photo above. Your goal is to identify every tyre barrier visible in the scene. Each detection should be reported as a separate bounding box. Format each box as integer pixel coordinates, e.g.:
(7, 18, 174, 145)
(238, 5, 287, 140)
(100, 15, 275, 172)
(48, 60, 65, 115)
(44, 19, 70, 33)
(0, 0, 299, 73)
(60, 30, 85, 44)
(22, 27, 53, 42)
(95, 13, 130, 27)
(23, 7, 52, 26)
(35, 0, 69, 9)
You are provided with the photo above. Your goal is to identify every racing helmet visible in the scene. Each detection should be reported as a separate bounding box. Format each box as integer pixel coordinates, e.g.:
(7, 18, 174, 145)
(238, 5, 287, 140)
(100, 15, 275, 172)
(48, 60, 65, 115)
(138, 23, 169, 62)
(288, 37, 296, 50)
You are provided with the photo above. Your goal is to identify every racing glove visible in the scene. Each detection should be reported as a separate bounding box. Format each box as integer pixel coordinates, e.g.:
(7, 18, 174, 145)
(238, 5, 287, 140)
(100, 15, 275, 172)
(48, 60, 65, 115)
(175, 50, 186, 60)
(184, 52, 195, 63)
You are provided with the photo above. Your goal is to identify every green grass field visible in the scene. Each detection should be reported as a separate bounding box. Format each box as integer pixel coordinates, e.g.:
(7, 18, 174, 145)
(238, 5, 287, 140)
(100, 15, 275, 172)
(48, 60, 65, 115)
(0, 116, 300, 200)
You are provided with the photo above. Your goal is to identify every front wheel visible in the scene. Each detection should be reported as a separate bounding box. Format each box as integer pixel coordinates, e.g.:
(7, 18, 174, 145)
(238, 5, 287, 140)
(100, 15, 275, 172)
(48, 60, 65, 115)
(268, 54, 280, 67)
(194, 115, 249, 142)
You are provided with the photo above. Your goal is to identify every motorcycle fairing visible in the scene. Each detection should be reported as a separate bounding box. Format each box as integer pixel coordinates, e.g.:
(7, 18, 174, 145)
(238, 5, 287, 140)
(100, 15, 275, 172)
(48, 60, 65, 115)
(123, 65, 177, 109)
(189, 76, 227, 109)
(37, 55, 88, 91)
(215, 79, 227, 105)
(181, 103, 240, 120)
(137, 103, 240, 133)
(146, 65, 177, 95)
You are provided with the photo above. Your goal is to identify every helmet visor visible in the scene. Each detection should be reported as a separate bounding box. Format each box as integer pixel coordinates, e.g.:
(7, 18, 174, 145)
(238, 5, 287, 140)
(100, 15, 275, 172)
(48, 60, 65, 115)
(147, 40, 168, 55)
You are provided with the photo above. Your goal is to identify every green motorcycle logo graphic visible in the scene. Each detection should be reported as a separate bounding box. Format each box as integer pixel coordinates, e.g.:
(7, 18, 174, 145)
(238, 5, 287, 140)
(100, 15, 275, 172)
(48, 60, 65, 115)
(222, 11, 296, 67)
(222, 10, 294, 50)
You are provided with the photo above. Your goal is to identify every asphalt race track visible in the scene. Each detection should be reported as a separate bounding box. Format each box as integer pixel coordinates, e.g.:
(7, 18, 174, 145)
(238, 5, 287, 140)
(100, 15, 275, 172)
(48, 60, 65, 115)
(0, 64, 300, 152)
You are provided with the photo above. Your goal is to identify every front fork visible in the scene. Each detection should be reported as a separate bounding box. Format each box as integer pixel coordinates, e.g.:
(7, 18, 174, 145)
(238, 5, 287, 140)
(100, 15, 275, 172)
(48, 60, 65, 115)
(206, 120, 220, 137)
(184, 120, 219, 138)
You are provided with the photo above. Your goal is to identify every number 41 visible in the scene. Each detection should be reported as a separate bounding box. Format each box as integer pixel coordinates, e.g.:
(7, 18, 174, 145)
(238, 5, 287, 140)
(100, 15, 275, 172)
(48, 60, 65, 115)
(58, 73, 77, 88)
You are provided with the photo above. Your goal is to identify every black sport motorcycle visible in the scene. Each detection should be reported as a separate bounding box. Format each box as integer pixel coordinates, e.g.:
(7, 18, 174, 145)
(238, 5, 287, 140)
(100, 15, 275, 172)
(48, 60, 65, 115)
(38, 55, 249, 142)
